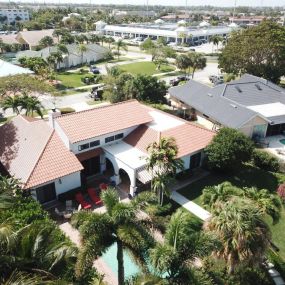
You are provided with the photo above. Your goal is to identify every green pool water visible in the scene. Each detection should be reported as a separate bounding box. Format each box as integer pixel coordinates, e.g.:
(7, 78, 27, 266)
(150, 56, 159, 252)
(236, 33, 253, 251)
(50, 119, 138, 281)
(280, 139, 285, 145)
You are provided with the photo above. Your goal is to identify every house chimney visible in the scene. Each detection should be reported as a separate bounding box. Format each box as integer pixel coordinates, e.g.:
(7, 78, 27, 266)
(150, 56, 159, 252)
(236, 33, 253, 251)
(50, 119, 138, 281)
(48, 109, 61, 129)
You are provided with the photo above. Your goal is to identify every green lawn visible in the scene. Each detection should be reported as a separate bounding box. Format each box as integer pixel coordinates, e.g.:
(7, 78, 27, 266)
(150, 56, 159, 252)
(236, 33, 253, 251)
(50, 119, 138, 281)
(119, 61, 175, 76)
(56, 72, 86, 89)
(178, 164, 285, 259)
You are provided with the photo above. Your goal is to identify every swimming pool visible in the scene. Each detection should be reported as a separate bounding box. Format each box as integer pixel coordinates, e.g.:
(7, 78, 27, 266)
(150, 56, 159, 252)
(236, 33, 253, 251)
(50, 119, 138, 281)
(280, 139, 285, 145)
(101, 243, 168, 279)
(101, 243, 140, 279)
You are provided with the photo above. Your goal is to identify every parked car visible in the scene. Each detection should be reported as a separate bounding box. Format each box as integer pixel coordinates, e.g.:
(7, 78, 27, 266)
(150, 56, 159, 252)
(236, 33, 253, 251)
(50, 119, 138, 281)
(170, 75, 190, 86)
(90, 65, 100, 74)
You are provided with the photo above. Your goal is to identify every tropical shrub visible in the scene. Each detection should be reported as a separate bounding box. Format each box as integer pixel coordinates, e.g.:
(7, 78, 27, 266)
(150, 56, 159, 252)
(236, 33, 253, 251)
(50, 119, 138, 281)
(252, 149, 280, 172)
(59, 107, 76, 114)
(205, 127, 254, 172)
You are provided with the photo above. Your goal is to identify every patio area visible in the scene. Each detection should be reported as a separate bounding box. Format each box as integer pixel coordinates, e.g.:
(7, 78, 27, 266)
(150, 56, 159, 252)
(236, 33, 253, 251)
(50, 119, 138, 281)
(264, 135, 285, 160)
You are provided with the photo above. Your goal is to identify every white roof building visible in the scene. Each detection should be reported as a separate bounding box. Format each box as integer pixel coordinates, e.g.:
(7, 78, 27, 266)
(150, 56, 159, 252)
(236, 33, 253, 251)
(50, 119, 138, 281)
(0, 59, 33, 77)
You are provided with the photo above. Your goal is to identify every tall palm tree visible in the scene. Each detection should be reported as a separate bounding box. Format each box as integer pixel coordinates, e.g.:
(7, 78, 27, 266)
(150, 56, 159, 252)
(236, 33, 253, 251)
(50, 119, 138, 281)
(175, 54, 191, 76)
(150, 209, 215, 282)
(204, 197, 271, 274)
(74, 188, 155, 285)
(39, 36, 54, 50)
(210, 35, 223, 52)
(187, 52, 207, 79)
(146, 137, 184, 204)
(77, 44, 88, 66)
(114, 39, 128, 59)
(89, 34, 100, 44)
(57, 44, 69, 55)
(1, 96, 21, 115)
(105, 37, 115, 49)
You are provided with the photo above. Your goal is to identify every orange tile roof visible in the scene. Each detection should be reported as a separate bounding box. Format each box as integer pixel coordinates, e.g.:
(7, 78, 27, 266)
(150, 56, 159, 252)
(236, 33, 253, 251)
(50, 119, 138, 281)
(24, 132, 83, 189)
(0, 115, 83, 189)
(124, 123, 215, 158)
(55, 100, 153, 143)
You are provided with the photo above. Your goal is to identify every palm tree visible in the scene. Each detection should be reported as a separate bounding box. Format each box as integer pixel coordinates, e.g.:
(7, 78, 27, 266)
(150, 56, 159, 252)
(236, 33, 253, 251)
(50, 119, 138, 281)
(105, 37, 115, 49)
(114, 39, 128, 59)
(1, 96, 21, 115)
(187, 52, 207, 79)
(74, 188, 155, 285)
(152, 174, 172, 206)
(175, 54, 191, 76)
(201, 181, 241, 209)
(0, 176, 20, 210)
(89, 34, 100, 44)
(77, 44, 88, 66)
(204, 197, 271, 274)
(57, 44, 69, 55)
(242, 187, 282, 224)
(210, 35, 223, 53)
(51, 51, 64, 70)
(20, 95, 44, 118)
(39, 36, 54, 50)
(150, 209, 215, 282)
(0, 223, 77, 283)
(47, 54, 57, 72)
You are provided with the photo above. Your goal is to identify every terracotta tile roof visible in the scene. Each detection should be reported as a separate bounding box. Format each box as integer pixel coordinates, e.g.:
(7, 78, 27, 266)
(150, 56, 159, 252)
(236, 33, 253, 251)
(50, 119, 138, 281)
(0, 116, 53, 184)
(0, 115, 83, 189)
(124, 123, 215, 158)
(55, 100, 153, 143)
(76, 148, 103, 162)
(24, 132, 83, 189)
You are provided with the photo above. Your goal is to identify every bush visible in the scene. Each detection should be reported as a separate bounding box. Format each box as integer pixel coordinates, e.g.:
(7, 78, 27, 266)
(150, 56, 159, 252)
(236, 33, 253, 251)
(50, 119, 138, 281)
(205, 128, 254, 172)
(252, 149, 280, 172)
(59, 107, 75, 114)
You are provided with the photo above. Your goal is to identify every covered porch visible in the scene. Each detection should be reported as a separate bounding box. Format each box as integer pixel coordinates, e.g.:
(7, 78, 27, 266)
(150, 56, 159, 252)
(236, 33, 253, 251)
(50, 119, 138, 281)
(102, 142, 151, 196)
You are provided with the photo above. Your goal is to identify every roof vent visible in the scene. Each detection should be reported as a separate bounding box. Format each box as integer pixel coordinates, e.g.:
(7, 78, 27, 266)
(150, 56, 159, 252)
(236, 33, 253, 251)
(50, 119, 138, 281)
(207, 93, 213, 97)
(230, 104, 237, 108)
(255, 83, 262, 91)
(235, 86, 242, 93)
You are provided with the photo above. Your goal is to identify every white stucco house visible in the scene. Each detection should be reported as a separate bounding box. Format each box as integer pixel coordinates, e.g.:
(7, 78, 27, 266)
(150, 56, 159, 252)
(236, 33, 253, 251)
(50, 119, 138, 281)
(16, 43, 108, 69)
(0, 100, 215, 204)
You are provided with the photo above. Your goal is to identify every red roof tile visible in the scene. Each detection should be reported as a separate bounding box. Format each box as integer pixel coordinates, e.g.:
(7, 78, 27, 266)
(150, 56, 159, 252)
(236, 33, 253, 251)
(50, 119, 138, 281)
(24, 132, 83, 189)
(55, 100, 153, 143)
(124, 123, 215, 158)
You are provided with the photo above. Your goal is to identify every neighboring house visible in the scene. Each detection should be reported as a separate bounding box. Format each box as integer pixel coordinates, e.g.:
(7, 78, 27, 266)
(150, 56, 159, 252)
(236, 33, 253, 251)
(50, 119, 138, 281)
(0, 59, 33, 77)
(0, 34, 19, 45)
(0, 100, 215, 204)
(15, 29, 58, 50)
(168, 74, 285, 138)
(0, 8, 29, 24)
(16, 43, 108, 69)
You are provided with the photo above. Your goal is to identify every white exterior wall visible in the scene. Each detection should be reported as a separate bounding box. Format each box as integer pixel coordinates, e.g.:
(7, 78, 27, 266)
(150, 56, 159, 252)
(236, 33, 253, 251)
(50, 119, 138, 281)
(239, 116, 268, 138)
(53, 120, 71, 149)
(54, 171, 81, 196)
(30, 171, 81, 201)
(71, 125, 138, 155)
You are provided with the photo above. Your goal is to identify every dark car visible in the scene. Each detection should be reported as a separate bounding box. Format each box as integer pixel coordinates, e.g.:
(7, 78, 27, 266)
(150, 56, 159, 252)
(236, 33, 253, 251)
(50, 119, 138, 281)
(170, 75, 190, 86)
(90, 65, 100, 74)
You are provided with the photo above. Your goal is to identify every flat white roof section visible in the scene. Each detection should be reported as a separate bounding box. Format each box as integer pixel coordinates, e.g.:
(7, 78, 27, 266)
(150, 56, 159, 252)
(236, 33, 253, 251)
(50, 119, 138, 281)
(103, 141, 147, 169)
(248, 102, 285, 118)
(0, 59, 33, 77)
(147, 110, 184, 131)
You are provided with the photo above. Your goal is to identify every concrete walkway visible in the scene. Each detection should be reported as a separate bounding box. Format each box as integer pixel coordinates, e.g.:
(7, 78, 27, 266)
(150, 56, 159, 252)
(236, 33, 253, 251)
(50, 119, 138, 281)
(171, 191, 211, 221)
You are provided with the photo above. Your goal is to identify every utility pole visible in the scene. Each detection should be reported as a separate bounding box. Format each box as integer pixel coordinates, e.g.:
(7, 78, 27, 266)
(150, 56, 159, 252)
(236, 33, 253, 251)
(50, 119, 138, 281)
(146, 0, 149, 21)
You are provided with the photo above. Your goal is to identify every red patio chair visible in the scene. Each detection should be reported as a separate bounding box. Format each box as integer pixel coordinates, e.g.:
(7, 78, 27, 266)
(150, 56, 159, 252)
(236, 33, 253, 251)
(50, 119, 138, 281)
(99, 183, 108, 191)
(87, 188, 102, 206)
(75, 192, 92, 209)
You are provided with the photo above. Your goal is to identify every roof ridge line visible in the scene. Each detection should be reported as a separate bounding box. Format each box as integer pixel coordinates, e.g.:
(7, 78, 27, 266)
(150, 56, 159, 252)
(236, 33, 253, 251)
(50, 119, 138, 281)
(56, 99, 139, 119)
(24, 130, 55, 189)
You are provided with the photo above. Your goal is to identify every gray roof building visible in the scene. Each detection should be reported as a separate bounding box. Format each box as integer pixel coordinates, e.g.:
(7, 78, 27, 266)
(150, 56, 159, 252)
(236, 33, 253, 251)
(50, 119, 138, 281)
(169, 74, 285, 137)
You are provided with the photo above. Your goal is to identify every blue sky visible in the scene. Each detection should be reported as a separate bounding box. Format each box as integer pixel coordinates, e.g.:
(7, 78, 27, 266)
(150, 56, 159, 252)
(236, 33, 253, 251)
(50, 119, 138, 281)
(6, 0, 285, 6)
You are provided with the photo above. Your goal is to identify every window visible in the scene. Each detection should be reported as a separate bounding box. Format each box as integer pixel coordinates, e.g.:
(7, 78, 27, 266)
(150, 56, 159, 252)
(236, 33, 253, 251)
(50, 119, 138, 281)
(189, 152, 202, 170)
(90, 140, 100, 148)
(115, 133, 124, 140)
(78, 143, 89, 151)
(105, 136, 115, 143)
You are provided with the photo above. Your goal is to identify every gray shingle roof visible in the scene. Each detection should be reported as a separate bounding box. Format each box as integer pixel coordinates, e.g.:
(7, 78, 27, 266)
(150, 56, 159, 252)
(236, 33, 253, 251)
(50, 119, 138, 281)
(168, 79, 258, 128)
